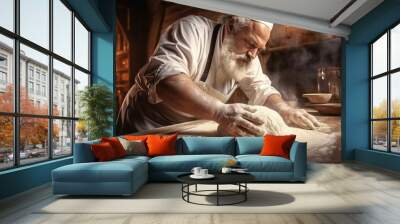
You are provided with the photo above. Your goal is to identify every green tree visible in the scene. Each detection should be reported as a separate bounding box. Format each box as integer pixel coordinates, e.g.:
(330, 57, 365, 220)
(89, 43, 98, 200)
(79, 84, 113, 140)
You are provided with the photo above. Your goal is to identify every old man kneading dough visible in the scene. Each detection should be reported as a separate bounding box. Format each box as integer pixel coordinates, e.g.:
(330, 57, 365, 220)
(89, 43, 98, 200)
(117, 15, 322, 136)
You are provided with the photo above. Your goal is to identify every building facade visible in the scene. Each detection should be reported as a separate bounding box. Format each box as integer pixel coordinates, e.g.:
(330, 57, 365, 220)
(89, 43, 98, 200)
(0, 41, 76, 152)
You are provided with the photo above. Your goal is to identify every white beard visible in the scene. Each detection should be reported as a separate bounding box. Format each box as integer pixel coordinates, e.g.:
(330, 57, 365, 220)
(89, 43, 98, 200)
(219, 36, 253, 82)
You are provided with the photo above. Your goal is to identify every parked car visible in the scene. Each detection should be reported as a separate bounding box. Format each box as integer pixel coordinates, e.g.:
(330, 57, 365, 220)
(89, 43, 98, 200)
(53, 149, 62, 156)
(8, 150, 32, 160)
(20, 150, 31, 159)
(30, 150, 44, 158)
(7, 153, 14, 161)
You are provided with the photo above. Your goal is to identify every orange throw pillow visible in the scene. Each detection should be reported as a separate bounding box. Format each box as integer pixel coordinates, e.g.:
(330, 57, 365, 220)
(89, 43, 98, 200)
(91, 142, 117, 161)
(146, 134, 177, 157)
(101, 137, 126, 158)
(260, 134, 296, 159)
(124, 135, 148, 141)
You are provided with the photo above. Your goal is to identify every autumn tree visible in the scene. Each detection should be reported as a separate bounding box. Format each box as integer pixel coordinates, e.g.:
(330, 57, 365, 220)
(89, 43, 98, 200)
(372, 100, 388, 139)
(0, 84, 59, 152)
(392, 100, 400, 142)
(372, 99, 400, 143)
(0, 85, 13, 151)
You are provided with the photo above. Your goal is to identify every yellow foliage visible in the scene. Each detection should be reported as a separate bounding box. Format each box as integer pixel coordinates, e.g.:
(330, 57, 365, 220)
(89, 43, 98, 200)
(372, 99, 400, 141)
(76, 120, 87, 134)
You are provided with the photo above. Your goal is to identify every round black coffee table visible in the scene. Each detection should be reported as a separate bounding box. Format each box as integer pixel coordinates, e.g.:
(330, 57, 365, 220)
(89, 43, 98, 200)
(177, 173, 255, 206)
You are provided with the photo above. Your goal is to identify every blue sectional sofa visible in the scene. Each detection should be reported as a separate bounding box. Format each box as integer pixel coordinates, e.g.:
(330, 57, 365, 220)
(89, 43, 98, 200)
(52, 136, 307, 196)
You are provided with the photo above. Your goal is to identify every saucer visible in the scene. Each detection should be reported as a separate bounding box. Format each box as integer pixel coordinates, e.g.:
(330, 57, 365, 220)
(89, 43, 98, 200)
(232, 170, 249, 174)
(190, 174, 215, 179)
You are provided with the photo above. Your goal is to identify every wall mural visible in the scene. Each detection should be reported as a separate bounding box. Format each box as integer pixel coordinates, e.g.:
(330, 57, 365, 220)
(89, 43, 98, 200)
(115, 0, 342, 163)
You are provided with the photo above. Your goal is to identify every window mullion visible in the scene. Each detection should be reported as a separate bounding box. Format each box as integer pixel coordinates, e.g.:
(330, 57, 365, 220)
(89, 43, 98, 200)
(48, 0, 54, 160)
(370, 44, 374, 149)
(71, 10, 76, 155)
(388, 30, 391, 152)
(13, 0, 21, 167)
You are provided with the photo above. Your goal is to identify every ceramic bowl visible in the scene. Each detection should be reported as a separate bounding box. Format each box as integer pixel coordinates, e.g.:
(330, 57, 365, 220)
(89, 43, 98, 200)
(302, 93, 332, 104)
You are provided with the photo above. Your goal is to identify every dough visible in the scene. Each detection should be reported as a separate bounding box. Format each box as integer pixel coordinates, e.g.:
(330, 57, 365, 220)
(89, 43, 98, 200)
(219, 105, 340, 162)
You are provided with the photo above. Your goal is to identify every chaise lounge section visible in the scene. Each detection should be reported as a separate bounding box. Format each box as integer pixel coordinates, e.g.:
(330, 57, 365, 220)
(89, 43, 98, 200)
(52, 136, 307, 196)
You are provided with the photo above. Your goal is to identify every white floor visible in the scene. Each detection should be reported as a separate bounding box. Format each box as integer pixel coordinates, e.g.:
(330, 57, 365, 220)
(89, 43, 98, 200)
(1, 162, 400, 224)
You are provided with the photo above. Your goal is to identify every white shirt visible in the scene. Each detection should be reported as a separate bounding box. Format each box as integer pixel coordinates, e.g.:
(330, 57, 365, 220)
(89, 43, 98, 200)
(143, 15, 280, 106)
(121, 15, 281, 131)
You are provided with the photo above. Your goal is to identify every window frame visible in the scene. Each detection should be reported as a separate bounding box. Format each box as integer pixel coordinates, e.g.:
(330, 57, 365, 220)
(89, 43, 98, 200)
(0, 0, 92, 171)
(370, 20, 400, 154)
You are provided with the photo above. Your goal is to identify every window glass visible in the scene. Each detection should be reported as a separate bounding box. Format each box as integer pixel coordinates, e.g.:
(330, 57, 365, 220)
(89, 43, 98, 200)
(0, 0, 92, 169)
(391, 24, 400, 70)
(0, 35, 14, 113)
(74, 18, 89, 70)
(53, 0, 72, 60)
(372, 76, 387, 119)
(28, 81, 33, 93)
(75, 120, 88, 143)
(391, 120, 400, 153)
(53, 59, 72, 117)
(74, 69, 89, 118)
(0, 0, 14, 31)
(53, 119, 72, 157)
(20, 0, 49, 49)
(391, 72, 400, 118)
(372, 121, 388, 151)
(28, 66, 34, 79)
(19, 117, 49, 165)
(372, 33, 387, 76)
(0, 116, 13, 170)
(20, 44, 49, 115)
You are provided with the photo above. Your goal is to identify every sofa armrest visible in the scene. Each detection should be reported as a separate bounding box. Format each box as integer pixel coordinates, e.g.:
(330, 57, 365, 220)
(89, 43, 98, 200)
(73, 140, 100, 163)
(289, 141, 307, 181)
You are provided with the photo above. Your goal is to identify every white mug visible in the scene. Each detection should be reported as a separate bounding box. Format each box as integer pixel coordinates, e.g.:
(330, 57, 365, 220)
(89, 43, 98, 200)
(191, 167, 202, 176)
(221, 167, 232, 174)
(200, 169, 208, 176)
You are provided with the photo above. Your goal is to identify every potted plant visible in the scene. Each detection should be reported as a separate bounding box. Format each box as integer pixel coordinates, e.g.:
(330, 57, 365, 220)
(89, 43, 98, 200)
(79, 84, 113, 140)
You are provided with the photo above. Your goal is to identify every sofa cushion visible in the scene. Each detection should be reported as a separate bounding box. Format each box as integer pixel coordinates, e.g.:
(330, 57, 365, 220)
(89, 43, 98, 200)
(236, 155, 293, 172)
(52, 158, 147, 183)
(91, 142, 118, 161)
(235, 137, 263, 155)
(115, 155, 150, 163)
(147, 134, 177, 157)
(118, 138, 147, 156)
(123, 135, 148, 141)
(178, 137, 235, 155)
(73, 140, 101, 163)
(149, 154, 235, 172)
(101, 137, 127, 158)
(260, 134, 296, 159)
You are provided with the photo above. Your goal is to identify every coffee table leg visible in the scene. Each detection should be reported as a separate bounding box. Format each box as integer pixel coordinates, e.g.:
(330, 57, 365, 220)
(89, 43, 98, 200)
(187, 184, 190, 202)
(216, 184, 219, 206)
(195, 184, 198, 192)
(245, 183, 247, 201)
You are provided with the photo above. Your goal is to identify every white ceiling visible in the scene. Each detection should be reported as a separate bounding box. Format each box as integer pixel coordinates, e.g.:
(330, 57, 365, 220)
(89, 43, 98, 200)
(227, 0, 352, 22)
(164, 0, 384, 38)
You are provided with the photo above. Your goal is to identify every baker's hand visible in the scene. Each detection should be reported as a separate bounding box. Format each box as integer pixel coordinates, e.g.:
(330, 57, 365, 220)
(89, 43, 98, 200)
(281, 108, 322, 130)
(214, 103, 264, 136)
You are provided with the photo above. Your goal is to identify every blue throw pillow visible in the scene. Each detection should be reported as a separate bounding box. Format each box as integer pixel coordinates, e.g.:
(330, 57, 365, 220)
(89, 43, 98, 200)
(179, 137, 235, 155)
(236, 137, 263, 155)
